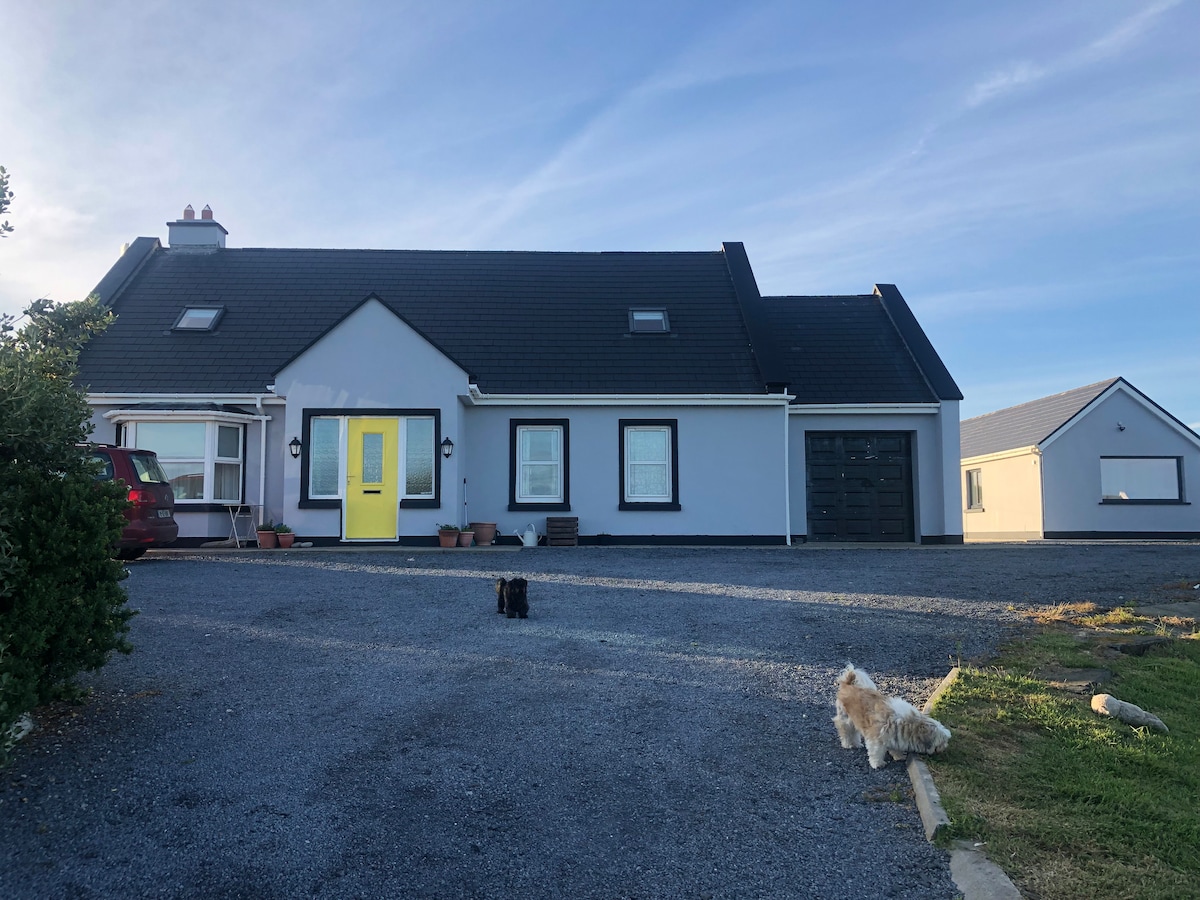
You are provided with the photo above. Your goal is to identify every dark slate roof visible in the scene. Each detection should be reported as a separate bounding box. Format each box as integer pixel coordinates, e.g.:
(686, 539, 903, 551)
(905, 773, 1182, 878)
(78, 244, 765, 395)
(960, 378, 1119, 459)
(750, 292, 952, 404)
(76, 237, 961, 406)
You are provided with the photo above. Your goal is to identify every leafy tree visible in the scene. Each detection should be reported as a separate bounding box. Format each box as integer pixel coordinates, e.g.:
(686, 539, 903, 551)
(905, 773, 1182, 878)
(0, 297, 132, 756)
(0, 165, 12, 237)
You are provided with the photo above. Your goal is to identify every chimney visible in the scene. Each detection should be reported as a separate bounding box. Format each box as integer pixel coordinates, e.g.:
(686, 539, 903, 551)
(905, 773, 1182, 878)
(167, 203, 227, 250)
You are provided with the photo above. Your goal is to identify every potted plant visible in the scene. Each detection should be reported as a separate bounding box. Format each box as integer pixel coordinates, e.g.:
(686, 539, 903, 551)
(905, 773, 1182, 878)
(458, 526, 475, 547)
(274, 523, 296, 549)
(468, 522, 497, 545)
(437, 524, 459, 548)
(257, 521, 278, 549)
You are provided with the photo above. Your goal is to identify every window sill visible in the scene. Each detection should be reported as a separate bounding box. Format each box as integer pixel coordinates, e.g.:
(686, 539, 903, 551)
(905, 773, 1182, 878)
(619, 501, 681, 511)
(175, 502, 248, 513)
(1099, 499, 1189, 505)
(509, 502, 571, 512)
(299, 498, 341, 509)
(399, 498, 439, 509)
(964, 507, 985, 514)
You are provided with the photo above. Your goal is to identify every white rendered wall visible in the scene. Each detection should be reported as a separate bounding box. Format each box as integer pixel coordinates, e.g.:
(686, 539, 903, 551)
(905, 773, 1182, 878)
(1041, 390, 1200, 536)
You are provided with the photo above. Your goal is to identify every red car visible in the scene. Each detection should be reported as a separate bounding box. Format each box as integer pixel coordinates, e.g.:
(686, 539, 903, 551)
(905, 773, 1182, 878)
(88, 445, 179, 560)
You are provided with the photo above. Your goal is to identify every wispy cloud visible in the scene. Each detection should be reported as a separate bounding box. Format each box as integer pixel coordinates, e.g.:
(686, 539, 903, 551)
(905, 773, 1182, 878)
(964, 0, 1180, 109)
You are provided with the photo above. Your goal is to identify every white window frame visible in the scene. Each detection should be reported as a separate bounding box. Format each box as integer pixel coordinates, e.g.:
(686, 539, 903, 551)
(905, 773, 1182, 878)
(120, 417, 248, 504)
(624, 425, 671, 503)
(307, 416, 346, 500)
(401, 416, 436, 500)
(619, 419, 679, 510)
(515, 424, 563, 504)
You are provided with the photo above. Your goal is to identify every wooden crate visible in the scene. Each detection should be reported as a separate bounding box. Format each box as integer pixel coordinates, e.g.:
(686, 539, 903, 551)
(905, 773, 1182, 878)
(545, 516, 579, 547)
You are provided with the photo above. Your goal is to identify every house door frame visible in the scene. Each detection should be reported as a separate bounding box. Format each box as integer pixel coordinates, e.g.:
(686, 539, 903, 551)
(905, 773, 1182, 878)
(344, 417, 400, 541)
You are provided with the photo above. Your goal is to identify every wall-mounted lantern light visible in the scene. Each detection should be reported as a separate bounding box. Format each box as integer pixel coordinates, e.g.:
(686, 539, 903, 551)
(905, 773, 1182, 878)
(441, 437, 454, 459)
(289, 437, 303, 459)
(1117, 422, 1126, 432)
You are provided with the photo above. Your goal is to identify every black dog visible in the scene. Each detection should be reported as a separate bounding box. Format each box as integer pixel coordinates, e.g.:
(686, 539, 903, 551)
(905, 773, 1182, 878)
(495, 578, 529, 619)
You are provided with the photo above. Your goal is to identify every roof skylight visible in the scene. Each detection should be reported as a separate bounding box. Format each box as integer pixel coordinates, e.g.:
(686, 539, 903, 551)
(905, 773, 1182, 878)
(629, 309, 669, 333)
(174, 307, 223, 331)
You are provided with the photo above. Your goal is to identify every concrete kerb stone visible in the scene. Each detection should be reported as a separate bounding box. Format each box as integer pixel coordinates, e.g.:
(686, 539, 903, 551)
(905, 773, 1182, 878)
(911, 666, 1024, 900)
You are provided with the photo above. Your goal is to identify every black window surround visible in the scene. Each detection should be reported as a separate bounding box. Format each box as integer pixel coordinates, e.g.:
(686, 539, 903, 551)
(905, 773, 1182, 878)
(619, 418, 681, 511)
(1099, 455, 1187, 505)
(299, 407, 443, 510)
(509, 418, 570, 512)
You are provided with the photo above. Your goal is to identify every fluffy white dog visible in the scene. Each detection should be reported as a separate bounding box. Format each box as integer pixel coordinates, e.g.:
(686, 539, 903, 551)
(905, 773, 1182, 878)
(832, 664, 951, 769)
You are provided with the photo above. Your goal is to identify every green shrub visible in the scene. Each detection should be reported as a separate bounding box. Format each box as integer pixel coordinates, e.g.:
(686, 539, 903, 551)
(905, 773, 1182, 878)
(0, 298, 133, 758)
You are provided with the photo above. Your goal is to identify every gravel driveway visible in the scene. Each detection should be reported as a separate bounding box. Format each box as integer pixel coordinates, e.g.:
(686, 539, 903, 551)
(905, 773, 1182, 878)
(2, 543, 1195, 899)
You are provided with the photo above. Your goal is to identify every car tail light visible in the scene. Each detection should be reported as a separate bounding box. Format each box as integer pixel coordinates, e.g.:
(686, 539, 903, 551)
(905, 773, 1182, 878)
(128, 488, 157, 507)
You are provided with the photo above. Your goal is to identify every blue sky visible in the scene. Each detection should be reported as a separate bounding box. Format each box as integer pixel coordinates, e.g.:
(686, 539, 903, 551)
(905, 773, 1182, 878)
(2, 1, 1197, 426)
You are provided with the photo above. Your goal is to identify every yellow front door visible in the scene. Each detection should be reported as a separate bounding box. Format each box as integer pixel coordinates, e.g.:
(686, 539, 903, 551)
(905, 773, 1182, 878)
(345, 418, 399, 540)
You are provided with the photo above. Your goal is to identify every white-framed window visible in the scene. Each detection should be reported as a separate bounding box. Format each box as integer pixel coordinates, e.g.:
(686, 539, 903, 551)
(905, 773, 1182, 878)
(620, 419, 679, 510)
(1100, 457, 1182, 502)
(403, 416, 436, 498)
(510, 419, 569, 509)
(966, 468, 983, 510)
(303, 411, 439, 505)
(125, 420, 245, 503)
(308, 416, 344, 499)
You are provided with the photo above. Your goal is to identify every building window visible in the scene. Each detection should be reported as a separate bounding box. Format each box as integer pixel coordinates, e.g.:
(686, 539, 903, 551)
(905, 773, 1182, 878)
(966, 468, 983, 510)
(510, 419, 570, 510)
(303, 411, 439, 506)
(173, 307, 223, 331)
(620, 419, 680, 510)
(1100, 457, 1183, 503)
(629, 308, 669, 333)
(128, 421, 244, 503)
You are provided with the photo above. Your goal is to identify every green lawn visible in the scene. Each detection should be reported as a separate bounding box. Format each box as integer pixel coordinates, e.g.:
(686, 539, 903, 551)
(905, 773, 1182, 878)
(927, 604, 1200, 900)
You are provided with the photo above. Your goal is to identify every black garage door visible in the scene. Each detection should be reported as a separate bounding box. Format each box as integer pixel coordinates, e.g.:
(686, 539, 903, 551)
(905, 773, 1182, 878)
(805, 432, 914, 542)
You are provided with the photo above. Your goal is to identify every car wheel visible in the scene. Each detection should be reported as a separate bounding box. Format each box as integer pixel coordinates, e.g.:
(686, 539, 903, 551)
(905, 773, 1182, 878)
(116, 548, 147, 561)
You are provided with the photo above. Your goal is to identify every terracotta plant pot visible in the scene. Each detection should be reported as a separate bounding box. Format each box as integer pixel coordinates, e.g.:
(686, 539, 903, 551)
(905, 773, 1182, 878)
(458, 530, 475, 547)
(469, 522, 497, 545)
(256, 529, 277, 549)
(276, 532, 295, 549)
(438, 529, 459, 548)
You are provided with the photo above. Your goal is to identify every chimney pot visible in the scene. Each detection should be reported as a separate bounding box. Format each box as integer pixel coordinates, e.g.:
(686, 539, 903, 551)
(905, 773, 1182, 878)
(201, 205, 213, 220)
(182, 204, 195, 220)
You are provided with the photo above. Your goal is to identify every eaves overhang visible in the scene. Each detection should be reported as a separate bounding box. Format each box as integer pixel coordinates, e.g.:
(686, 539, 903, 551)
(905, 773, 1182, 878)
(960, 446, 1041, 466)
(464, 385, 792, 407)
(788, 402, 941, 415)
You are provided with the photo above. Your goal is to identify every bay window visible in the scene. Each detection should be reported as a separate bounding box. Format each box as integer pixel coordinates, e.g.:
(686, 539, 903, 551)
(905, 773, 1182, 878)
(124, 420, 245, 503)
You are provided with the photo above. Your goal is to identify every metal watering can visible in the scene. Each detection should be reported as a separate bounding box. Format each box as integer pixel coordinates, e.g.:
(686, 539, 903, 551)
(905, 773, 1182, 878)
(515, 524, 542, 548)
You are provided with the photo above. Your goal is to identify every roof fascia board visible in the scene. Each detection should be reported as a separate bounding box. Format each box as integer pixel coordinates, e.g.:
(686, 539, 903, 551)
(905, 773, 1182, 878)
(721, 241, 782, 389)
(105, 408, 269, 425)
(88, 392, 287, 406)
(271, 293, 471, 379)
(1040, 378, 1200, 452)
(465, 387, 789, 407)
(873, 284, 963, 401)
(961, 446, 1041, 466)
(789, 403, 941, 415)
(90, 237, 161, 306)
